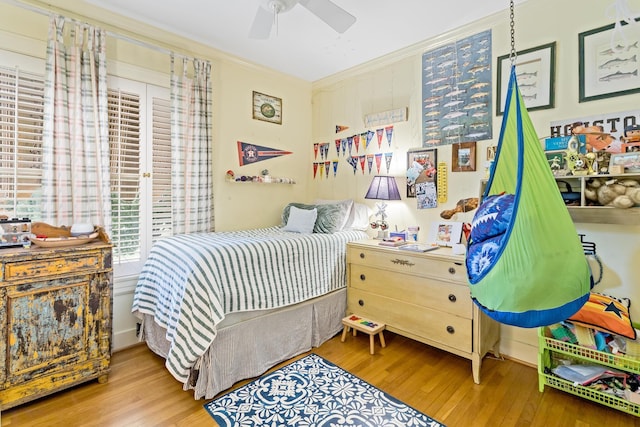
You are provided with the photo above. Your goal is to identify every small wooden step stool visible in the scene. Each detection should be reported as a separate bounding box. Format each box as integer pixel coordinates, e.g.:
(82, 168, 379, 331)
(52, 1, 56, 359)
(341, 314, 386, 355)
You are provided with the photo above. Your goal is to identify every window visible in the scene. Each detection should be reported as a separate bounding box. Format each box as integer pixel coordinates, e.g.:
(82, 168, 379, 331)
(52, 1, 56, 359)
(0, 66, 44, 220)
(0, 52, 171, 278)
(108, 77, 170, 277)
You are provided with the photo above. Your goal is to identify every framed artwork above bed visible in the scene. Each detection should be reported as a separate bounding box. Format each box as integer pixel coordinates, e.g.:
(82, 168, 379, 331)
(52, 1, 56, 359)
(252, 91, 282, 124)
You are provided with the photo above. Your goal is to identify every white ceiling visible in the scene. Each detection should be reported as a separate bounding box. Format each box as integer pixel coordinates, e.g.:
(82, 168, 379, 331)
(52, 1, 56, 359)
(84, 0, 528, 82)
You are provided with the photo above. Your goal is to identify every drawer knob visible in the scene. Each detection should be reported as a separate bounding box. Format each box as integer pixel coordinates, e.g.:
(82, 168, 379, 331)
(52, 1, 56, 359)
(448, 267, 456, 275)
(358, 299, 364, 307)
(448, 294, 457, 303)
(359, 274, 366, 281)
(359, 252, 365, 259)
(446, 326, 455, 334)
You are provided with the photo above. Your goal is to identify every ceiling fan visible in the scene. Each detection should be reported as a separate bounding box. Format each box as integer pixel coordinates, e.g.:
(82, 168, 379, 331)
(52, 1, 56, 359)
(249, 0, 356, 39)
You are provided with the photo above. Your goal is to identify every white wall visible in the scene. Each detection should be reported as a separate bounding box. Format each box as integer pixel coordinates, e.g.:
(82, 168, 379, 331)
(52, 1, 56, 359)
(311, 0, 640, 365)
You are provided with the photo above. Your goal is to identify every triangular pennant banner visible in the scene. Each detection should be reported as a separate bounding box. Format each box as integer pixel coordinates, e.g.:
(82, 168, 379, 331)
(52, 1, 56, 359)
(333, 160, 339, 177)
(347, 156, 358, 174)
(385, 126, 394, 147)
(237, 141, 292, 166)
(366, 154, 374, 174)
(353, 134, 360, 153)
(376, 129, 384, 149)
(366, 130, 375, 149)
(336, 125, 349, 133)
(347, 136, 354, 156)
(325, 161, 331, 178)
(384, 152, 393, 174)
(358, 155, 366, 174)
(313, 162, 319, 179)
(374, 153, 383, 173)
(319, 162, 325, 179)
(335, 139, 341, 156)
(314, 143, 319, 159)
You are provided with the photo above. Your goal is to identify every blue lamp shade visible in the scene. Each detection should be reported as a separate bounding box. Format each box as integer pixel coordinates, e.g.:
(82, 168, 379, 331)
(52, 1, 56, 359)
(365, 176, 401, 201)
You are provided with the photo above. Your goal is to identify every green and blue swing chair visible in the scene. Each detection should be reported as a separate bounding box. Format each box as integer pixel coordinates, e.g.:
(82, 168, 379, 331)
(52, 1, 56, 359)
(465, 65, 592, 328)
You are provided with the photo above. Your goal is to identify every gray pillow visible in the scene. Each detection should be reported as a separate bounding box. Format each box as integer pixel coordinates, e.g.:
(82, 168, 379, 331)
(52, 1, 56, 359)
(281, 202, 351, 233)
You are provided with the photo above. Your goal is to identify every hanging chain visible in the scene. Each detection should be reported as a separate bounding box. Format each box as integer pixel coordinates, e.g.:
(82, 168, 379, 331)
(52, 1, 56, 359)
(509, 0, 517, 65)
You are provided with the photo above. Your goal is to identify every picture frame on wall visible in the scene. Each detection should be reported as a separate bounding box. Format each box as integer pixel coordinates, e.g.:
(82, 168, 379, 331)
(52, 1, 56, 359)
(452, 142, 476, 172)
(579, 19, 640, 102)
(252, 91, 282, 124)
(406, 148, 437, 198)
(496, 42, 556, 115)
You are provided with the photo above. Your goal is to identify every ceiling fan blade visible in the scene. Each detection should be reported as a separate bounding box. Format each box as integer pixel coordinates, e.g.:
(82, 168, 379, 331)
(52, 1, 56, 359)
(299, 0, 356, 33)
(249, 6, 274, 39)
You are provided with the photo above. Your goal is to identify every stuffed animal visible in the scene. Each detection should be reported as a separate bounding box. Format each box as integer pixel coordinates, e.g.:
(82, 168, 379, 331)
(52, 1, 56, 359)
(584, 177, 640, 208)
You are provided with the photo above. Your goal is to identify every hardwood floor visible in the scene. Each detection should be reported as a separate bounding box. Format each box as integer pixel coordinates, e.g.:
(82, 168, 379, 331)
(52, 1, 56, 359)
(3, 331, 640, 427)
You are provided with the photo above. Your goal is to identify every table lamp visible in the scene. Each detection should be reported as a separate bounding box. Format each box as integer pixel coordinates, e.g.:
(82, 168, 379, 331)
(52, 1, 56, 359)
(365, 175, 401, 239)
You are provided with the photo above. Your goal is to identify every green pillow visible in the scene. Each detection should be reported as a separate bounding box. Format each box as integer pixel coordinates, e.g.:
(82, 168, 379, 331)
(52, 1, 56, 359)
(281, 202, 351, 233)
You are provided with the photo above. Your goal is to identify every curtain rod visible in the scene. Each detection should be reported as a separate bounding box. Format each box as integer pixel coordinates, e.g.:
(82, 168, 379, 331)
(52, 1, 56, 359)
(4, 0, 204, 63)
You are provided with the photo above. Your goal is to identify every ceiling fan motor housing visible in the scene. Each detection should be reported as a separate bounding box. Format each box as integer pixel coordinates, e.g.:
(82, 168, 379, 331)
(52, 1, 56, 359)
(265, 0, 297, 13)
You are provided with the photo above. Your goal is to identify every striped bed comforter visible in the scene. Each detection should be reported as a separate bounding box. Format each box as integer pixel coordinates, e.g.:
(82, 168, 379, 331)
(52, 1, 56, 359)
(131, 227, 368, 383)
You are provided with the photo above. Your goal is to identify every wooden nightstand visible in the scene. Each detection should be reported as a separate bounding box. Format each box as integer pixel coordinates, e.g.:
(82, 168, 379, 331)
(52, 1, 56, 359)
(346, 240, 500, 383)
(0, 234, 113, 410)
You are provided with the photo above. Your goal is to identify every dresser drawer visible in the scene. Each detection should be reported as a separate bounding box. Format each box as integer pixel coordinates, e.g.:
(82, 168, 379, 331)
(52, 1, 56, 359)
(348, 289, 472, 353)
(2, 253, 102, 281)
(349, 264, 472, 318)
(347, 246, 466, 283)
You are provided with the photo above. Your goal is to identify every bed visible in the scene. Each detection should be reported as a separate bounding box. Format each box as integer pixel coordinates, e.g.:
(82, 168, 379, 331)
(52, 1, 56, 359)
(131, 200, 370, 399)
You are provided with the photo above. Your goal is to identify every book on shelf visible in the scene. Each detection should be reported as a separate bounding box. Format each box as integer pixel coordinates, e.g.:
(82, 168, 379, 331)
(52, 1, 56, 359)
(398, 243, 439, 252)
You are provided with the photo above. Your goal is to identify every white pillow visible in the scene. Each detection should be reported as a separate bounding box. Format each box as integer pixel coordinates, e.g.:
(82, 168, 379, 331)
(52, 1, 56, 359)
(314, 199, 354, 231)
(344, 203, 372, 231)
(282, 205, 317, 233)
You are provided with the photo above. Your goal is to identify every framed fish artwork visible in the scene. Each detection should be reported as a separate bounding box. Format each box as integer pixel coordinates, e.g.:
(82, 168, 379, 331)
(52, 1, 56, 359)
(421, 30, 493, 147)
(496, 42, 556, 115)
(579, 18, 640, 103)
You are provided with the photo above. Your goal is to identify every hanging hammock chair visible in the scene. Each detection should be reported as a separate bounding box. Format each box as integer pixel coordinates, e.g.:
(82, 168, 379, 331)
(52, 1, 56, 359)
(465, 64, 592, 328)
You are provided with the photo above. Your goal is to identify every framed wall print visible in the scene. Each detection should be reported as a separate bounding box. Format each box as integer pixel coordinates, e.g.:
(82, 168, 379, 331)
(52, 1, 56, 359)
(452, 142, 476, 172)
(496, 42, 556, 115)
(406, 148, 437, 198)
(252, 91, 282, 124)
(579, 19, 640, 102)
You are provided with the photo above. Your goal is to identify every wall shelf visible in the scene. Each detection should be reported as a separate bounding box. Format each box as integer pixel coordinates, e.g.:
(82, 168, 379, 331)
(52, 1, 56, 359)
(480, 174, 640, 225)
(556, 173, 640, 224)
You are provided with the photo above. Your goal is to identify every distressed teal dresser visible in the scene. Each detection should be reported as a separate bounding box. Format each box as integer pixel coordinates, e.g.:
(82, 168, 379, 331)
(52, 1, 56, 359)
(0, 231, 112, 410)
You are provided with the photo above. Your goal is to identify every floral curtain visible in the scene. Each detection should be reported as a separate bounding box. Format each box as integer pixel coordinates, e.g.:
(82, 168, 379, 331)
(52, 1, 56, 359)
(171, 56, 213, 234)
(42, 15, 111, 235)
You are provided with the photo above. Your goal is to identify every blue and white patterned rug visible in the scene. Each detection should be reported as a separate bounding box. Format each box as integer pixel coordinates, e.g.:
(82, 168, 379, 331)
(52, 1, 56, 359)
(204, 353, 445, 427)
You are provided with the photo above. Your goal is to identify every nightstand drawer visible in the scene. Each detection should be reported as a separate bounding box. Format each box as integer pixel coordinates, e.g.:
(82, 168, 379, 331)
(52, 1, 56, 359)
(348, 289, 472, 353)
(349, 264, 472, 318)
(347, 246, 466, 283)
(3, 254, 101, 281)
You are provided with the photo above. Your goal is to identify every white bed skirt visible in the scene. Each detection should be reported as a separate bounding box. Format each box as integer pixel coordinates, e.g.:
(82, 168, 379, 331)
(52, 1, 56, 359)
(141, 288, 347, 399)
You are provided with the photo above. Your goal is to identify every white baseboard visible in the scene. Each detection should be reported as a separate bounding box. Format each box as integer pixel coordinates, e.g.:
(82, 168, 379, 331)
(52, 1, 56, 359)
(113, 328, 140, 352)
